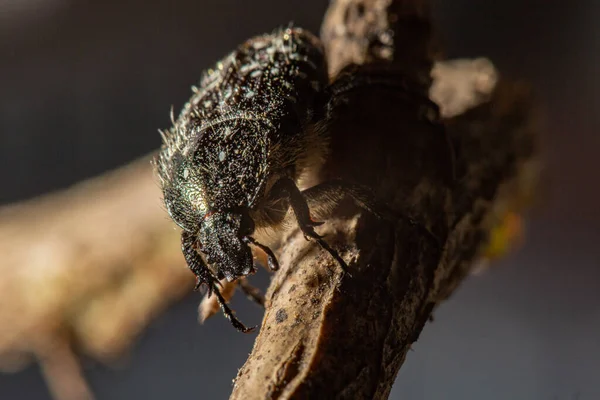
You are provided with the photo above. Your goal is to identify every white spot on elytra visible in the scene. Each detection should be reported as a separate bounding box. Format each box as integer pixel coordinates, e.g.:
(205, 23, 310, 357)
(183, 168, 190, 179)
(219, 151, 226, 162)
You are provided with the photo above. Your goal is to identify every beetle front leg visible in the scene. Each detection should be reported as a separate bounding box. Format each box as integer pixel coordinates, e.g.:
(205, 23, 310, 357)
(238, 278, 266, 307)
(243, 236, 280, 271)
(181, 230, 219, 294)
(211, 282, 257, 333)
(181, 231, 255, 333)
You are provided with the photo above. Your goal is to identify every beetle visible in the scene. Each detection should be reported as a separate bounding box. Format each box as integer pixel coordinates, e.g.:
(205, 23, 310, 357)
(155, 26, 448, 332)
(155, 26, 363, 332)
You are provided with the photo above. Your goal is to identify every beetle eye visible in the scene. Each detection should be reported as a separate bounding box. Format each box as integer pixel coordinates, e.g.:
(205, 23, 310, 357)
(239, 210, 255, 236)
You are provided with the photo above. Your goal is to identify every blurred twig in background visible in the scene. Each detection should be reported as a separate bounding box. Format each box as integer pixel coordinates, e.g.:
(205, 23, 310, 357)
(0, 157, 191, 400)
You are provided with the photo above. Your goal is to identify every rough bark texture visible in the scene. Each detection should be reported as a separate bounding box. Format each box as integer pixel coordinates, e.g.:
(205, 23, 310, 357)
(229, 0, 539, 399)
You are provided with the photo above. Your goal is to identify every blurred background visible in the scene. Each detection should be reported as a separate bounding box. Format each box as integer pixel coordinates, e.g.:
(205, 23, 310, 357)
(0, 0, 598, 399)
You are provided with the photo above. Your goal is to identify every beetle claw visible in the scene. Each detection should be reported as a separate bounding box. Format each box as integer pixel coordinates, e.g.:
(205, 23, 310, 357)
(244, 236, 280, 271)
(211, 282, 256, 333)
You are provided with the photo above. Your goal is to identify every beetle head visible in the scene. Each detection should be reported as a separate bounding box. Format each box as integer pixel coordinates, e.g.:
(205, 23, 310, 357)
(198, 208, 256, 282)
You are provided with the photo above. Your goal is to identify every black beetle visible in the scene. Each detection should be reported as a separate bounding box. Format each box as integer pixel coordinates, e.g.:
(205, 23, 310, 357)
(155, 26, 355, 332)
(155, 26, 445, 332)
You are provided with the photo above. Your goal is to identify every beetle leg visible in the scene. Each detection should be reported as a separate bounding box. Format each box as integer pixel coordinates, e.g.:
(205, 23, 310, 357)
(238, 278, 265, 307)
(301, 180, 441, 247)
(181, 231, 218, 295)
(210, 281, 257, 333)
(182, 231, 255, 333)
(268, 178, 348, 273)
(243, 236, 280, 271)
(301, 180, 394, 220)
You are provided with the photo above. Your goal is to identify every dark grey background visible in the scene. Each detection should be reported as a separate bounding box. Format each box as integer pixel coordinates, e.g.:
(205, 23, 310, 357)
(1, 0, 598, 399)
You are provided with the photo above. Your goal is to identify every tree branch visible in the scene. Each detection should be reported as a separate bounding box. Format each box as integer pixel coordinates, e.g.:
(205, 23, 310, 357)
(229, 1, 539, 399)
